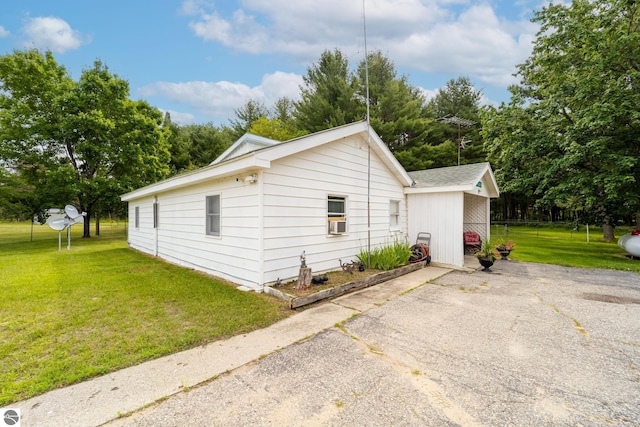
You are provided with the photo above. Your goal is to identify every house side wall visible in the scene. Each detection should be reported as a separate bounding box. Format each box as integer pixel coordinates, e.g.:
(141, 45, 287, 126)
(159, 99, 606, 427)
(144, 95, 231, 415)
(126, 176, 262, 289)
(261, 136, 408, 284)
(128, 196, 156, 254)
(407, 192, 464, 267)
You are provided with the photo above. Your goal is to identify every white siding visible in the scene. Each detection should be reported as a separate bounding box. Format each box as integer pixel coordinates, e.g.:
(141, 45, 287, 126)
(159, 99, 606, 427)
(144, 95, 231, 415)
(408, 192, 464, 267)
(127, 196, 156, 254)
(261, 135, 408, 284)
(127, 176, 262, 289)
(125, 131, 411, 290)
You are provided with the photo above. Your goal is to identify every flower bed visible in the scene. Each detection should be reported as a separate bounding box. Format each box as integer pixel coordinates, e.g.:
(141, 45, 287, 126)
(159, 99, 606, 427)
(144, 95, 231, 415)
(264, 262, 425, 309)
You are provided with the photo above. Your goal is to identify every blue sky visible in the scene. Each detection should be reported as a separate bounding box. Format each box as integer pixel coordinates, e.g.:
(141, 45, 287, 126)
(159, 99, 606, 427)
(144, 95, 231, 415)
(0, 0, 545, 126)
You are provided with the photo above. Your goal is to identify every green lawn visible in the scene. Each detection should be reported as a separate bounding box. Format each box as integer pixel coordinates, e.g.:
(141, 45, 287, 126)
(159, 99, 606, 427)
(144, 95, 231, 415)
(490, 224, 640, 273)
(1, 221, 638, 405)
(0, 221, 290, 405)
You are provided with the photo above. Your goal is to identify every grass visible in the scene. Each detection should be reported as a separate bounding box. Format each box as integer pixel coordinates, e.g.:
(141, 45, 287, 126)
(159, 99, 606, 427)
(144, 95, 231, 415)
(491, 224, 640, 273)
(1, 221, 638, 405)
(0, 221, 291, 405)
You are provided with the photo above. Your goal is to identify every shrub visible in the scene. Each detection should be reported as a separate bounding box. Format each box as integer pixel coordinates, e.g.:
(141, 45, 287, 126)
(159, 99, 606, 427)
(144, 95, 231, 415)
(357, 239, 412, 271)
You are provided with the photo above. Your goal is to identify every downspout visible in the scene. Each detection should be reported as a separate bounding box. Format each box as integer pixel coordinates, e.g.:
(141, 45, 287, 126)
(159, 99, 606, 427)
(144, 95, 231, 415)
(153, 195, 158, 257)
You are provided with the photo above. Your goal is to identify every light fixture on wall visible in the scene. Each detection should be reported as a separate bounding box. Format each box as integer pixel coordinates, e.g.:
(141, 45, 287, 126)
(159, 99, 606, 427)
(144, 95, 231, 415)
(244, 174, 258, 184)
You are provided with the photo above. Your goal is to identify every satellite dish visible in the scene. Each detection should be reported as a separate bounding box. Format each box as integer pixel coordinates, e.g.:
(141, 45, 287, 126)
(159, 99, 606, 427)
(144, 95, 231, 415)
(48, 218, 68, 231)
(65, 205, 80, 218)
(47, 204, 86, 250)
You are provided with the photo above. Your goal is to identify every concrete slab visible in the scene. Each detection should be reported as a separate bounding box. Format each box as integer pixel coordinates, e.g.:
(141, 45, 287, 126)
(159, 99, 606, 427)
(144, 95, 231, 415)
(16, 301, 360, 427)
(104, 262, 640, 427)
(333, 266, 452, 312)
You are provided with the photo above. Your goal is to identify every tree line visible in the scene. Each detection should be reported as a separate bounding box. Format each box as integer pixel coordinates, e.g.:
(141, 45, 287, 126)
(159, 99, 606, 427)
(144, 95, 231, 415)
(481, 0, 640, 240)
(1, 0, 638, 239)
(1, 49, 483, 237)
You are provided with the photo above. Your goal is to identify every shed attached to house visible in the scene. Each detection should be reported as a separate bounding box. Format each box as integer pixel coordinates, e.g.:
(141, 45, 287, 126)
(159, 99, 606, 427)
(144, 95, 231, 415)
(121, 121, 414, 291)
(405, 163, 500, 268)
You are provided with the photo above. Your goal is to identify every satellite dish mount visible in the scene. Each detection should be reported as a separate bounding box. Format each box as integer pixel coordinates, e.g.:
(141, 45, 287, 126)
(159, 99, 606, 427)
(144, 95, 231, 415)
(46, 205, 87, 251)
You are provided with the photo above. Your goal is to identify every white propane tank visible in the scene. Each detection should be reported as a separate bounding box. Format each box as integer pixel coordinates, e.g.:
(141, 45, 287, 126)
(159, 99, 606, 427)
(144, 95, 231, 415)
(618, 231, 640, 258)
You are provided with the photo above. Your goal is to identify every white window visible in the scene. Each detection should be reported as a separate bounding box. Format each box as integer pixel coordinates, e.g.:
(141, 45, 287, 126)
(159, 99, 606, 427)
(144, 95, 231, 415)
(134, 206, 140, 228)
(206, 195, 221, 236)
(389, 200, 400, 228)
(328, 195, 347, 234)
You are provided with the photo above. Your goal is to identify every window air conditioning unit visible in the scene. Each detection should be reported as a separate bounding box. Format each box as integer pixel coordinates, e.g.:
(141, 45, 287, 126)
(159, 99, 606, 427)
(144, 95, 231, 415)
(329, 220, 347, 234)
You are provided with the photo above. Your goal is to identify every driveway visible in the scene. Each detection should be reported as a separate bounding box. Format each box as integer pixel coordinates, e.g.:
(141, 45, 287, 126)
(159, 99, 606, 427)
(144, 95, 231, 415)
(109, 261, 640, 426)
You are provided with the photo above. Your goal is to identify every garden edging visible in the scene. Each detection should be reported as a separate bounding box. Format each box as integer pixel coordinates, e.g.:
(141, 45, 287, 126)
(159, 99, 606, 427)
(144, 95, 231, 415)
(264, 262, 426, 309)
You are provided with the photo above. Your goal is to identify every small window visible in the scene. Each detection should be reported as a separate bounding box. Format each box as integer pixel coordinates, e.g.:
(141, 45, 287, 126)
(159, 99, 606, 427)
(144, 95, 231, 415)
(134, 206, 140, 228)
(153, 202, 158, 229)
(328, 195, 347, 234)
(206, 195, 221, 236)
(389, 200, 400, 228)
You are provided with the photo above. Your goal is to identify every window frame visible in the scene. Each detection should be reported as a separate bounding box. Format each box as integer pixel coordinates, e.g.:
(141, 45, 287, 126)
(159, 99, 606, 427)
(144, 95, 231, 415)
(389, 200, 400, 229)
(327, 195, 347, 235)
(205, 194, 221, 237)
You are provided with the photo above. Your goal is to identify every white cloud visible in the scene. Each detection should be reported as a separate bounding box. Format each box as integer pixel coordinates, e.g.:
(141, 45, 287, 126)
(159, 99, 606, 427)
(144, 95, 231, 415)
(159, 109, 197, 126)
(183, 0, 537, 90)
(138, 71, 303, 123)
(417, 86, 437, 103)
(393, 5, 536, 87)
(22, 17, 87, 53)
(0, 26, 10, 38)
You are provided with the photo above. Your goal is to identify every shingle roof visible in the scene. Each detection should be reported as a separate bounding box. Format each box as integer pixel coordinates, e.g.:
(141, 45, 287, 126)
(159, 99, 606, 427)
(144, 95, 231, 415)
(408, 162, 491, 188)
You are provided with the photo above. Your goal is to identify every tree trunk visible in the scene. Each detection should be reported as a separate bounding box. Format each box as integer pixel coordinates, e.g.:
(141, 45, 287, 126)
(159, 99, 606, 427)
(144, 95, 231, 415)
(83, 207, 92, 238)
(602, 223, 615, 242)
(95, 214, 100, 236)
(296, 267, 312, 290)
(636, 211, 640, 230)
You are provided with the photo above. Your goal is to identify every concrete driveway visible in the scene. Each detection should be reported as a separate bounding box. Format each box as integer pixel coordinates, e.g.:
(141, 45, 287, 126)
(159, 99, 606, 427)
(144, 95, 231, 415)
(108, 261, 640, 426)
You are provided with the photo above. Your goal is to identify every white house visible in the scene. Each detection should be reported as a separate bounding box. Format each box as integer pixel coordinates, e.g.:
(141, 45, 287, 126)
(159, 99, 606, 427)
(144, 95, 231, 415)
(121, 121, 499, 291)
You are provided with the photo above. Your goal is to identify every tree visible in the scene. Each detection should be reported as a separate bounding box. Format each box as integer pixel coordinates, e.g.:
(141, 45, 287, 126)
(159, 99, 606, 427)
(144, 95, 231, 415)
(490, 0, 640, 239)
(0, 50, 170, 237)
(229, 99, 269, 140)
(394, 140, 457, 171)
(272, 97, 296, 123)
(429, 77, 485, 165)
(354, 51, 432, 153)
(248, 117, 308, 141)
(294, 49, 362, 132)
(481, 92, 564, 222)
(189, 124, 234, 167)
(164, 112, 194, 174)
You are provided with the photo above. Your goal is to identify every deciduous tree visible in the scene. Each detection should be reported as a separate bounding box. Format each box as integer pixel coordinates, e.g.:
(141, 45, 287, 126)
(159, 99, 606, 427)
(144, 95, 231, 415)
(0, 50, 170, 237)
(482, 0, 640, 238)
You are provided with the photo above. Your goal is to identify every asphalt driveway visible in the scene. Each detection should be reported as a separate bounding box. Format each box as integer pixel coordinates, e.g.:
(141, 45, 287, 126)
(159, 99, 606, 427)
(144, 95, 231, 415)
(110, 261, 640, 426)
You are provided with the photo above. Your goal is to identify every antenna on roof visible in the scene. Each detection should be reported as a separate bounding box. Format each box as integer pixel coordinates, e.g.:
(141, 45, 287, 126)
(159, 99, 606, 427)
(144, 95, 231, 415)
(437, 115, 476, 166)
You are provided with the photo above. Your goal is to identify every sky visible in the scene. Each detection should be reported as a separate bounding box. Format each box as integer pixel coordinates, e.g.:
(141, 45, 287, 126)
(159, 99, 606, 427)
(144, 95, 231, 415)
(0, 0, 546, 126)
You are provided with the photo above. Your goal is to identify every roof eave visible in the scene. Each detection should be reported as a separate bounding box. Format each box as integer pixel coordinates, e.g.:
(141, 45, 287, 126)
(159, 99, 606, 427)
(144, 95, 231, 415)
(121, 156, 271, 201)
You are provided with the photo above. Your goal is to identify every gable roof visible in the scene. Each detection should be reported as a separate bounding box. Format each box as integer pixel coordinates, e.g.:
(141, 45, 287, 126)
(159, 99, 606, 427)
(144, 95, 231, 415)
(405, 162, 500, 197)
(121, 121, 414, 202)
(210, 133, 279, 165)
